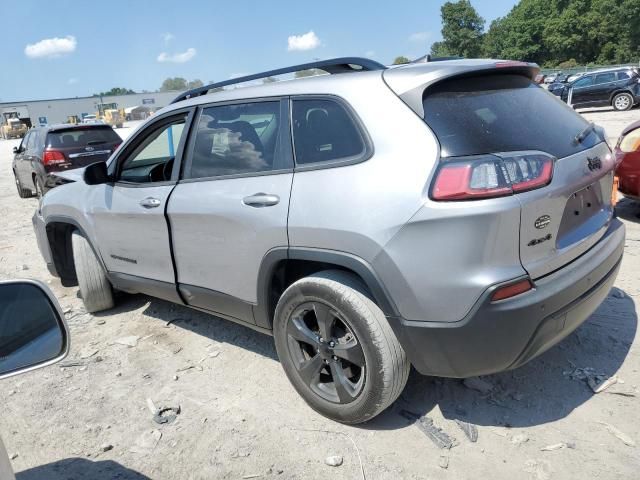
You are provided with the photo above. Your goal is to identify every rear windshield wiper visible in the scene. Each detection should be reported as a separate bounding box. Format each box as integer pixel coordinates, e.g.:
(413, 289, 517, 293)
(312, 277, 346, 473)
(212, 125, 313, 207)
(87, 140, 107, 146)
(574, 123, 596, 145)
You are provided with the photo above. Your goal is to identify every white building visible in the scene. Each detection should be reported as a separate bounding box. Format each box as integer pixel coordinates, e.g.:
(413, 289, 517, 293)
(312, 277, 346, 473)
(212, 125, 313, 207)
(0, 90, 187, 127)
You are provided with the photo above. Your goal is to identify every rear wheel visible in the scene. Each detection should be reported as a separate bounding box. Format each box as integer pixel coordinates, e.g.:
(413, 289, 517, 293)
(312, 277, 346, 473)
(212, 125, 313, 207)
(72, 231, 114, 313)
(613, 93, 633, 111)
(14, 171, 33, 198)
(273, 270, 409, 424)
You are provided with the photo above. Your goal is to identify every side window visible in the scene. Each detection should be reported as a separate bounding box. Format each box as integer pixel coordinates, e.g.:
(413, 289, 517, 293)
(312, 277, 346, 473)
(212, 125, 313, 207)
(19, 132, 30, 152)
(573, 76, 593, 88)
(594, 72, 616, 84)
(187, 101, 281, 179)
(26, 130, 38, 151)
(118, 115, 187, 183)
(617, 71, 631, 81)
(291, 98, 366, 165)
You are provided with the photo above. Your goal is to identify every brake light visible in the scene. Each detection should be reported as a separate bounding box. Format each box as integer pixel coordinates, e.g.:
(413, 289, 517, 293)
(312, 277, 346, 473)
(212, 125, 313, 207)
(491, 278, 534, 302)
(432, 152, 554, 201)
(43, 149, 66, 165)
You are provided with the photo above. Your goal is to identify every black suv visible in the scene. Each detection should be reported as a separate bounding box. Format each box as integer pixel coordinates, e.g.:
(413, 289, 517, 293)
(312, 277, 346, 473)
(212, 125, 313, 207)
(12, 124, 122, 198)
(552, 67, 640, 111)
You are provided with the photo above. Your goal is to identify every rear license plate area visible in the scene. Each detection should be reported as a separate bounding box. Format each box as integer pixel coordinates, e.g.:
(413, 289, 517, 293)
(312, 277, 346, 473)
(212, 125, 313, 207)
(557, 183, 604, 240)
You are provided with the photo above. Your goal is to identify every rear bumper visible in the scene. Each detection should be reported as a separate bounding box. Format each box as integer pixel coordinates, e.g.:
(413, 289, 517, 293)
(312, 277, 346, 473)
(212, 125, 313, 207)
(388, 218, 625, 378)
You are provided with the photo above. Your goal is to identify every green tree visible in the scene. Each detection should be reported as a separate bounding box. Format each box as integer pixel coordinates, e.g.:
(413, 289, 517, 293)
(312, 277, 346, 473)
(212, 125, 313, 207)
(186, 79, 204, 89)
(160, 77, 188, 92)
(392, 55, 410, 65)
(482, 0, 640, 65)
(431, 0, 485, 58)
(93, 87, 135, 97)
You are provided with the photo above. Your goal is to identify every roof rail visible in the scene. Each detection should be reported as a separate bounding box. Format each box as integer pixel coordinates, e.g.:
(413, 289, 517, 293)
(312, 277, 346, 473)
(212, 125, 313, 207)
(171, 57, 386, 104)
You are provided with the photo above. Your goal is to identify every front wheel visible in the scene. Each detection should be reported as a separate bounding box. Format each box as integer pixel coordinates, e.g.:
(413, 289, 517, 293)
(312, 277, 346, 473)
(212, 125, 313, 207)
(72, 231, 114, 313)
(273, 270, 410, 424)
(613, 92, 633, 111)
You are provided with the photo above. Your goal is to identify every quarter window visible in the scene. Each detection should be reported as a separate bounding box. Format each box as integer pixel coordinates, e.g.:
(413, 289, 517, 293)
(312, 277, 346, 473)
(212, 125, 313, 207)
(617, 71, 631, 81)
(118, 115, 187, 183)
(187, 102, 282, 179)
(291, 98, 365, 165)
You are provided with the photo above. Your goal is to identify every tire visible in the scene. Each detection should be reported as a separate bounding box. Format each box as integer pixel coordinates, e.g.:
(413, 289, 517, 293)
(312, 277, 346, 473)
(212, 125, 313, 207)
(34, 176, 45, 199)
(273, 270, 410, 424)
(71, 231, 114, 313)
(612, 92, 633, 111)
(14, 171, 33, 198)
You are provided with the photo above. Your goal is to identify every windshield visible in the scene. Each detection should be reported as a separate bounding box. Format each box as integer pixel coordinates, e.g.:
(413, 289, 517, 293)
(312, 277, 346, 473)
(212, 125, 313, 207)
(422, 74, 601, 159)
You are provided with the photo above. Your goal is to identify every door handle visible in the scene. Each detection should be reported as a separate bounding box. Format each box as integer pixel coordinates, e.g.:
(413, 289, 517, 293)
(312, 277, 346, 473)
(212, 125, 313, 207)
(242, 193, 280, 207)
(140, 197, 162, 209)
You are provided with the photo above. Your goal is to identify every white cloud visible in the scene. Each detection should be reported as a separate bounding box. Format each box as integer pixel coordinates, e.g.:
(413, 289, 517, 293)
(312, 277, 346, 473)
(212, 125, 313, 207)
(25, 35, 77, 59)
(157, 48, 197, 63)
(409, 31, 431, 42)
(68, 77, 78, 85)
(162, 32, 175, 45)
(287, 31, 320, 51)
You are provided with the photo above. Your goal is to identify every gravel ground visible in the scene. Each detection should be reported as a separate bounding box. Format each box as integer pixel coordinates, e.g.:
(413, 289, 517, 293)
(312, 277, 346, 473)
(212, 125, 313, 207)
(1, 109, 640, 480)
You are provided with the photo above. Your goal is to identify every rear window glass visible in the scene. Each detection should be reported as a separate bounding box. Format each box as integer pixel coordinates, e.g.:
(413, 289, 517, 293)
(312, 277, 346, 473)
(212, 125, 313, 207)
(617, 71, 631, 80)
(422, 74, 600, 159)
(47, 127, 121, 148)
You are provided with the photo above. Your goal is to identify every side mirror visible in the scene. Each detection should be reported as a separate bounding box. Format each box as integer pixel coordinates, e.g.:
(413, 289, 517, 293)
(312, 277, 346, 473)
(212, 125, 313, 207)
(0, 280, 69, 380)
(84, 161, 111, 185)
(12, 147, 20, 154)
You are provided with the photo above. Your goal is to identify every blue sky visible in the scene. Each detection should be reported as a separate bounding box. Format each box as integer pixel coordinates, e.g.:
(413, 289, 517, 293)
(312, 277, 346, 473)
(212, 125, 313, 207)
(3, 0, 518, 101)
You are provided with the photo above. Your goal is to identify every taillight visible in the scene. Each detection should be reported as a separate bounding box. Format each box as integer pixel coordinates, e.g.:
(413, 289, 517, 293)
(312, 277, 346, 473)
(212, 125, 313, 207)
(43, 150, 66, 165)
(431, 152, 555, 201)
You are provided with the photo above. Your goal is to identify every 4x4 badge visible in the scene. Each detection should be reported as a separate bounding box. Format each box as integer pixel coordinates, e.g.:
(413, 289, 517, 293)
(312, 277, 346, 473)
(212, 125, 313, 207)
(587, 156, 602, 171)
(534, 215, 551, 229)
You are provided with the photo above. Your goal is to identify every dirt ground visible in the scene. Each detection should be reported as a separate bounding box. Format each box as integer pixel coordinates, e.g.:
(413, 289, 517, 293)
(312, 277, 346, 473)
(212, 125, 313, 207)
(1, 107, 640, 480)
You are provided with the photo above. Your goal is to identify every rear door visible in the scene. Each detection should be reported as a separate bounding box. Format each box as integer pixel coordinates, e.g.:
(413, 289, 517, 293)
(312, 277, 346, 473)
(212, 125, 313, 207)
(168, 99, 292, 325)
(420, 73, 614, 280)
(588, 72, 617, 106)
(88, 110, 193, 297)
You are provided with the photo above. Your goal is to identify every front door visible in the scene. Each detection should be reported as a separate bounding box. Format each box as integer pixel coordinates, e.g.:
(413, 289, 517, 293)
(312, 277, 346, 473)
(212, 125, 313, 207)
(88, 110, 193, 299)
(168, 99, 293, 325)
(568, 75, 595, 107)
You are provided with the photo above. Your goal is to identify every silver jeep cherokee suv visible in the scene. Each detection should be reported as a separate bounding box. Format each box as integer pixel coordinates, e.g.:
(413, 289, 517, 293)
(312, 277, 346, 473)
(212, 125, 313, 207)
(33, 57, 625, 424)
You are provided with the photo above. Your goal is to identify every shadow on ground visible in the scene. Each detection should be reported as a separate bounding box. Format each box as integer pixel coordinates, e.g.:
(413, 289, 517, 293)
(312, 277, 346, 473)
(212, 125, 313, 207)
(615, 197, 640, 223)
(368, 287, 637, 430)
(94, 292, 278, 362)
(17, 458, 149, 480)
(96, 284, 636, 431)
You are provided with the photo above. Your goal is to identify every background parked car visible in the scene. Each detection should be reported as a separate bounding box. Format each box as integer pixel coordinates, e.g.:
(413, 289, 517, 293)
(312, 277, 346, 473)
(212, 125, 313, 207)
(555, 67, 640, 111)
(615, 120, 640, 201)
(12, 124, 121, 199)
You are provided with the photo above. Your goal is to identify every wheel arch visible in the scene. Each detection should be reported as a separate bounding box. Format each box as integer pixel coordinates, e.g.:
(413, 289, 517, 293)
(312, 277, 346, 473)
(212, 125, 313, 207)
(610, 89, 634, 104)
(45, 216, 107, 287)
(254, 247, 400, 330)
